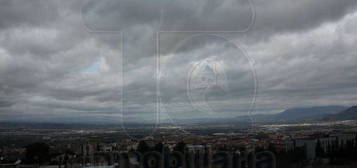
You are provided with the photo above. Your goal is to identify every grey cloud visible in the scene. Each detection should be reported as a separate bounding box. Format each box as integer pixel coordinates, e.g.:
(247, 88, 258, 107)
(246, 0, 357, 41)
(81, 0, 254, 32)
(0, 0, 60, 29)
(0, 0, 357, 123)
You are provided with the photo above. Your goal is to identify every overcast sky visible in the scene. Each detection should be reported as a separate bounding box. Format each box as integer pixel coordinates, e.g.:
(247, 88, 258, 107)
(1, 0, 357, 125)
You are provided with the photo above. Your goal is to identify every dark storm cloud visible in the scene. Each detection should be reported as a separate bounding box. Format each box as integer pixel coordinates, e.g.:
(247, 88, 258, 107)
(255, 0, 357, 32)
(0, 0, 357, 122)
(0, 99, 14, 108)
(0, 0, 59, 29)
(247, 15, 357, 113)
(81, 0, 254, 32)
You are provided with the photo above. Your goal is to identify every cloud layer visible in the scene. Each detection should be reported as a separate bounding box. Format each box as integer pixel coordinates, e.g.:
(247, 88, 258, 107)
(1, 0, 357, 125)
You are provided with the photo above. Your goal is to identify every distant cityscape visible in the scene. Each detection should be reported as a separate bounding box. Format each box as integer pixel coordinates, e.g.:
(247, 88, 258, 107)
(0, 110, 357, 168)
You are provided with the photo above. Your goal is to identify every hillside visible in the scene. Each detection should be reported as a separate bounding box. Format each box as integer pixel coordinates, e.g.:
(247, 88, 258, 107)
(237, 106, 348, 123)
(325, 106, 357, 121)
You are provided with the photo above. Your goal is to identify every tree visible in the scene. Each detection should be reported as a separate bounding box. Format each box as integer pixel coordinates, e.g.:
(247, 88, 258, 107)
(154, 142, 164, 153)
(24, 142, 50, 165)
(268, 143, 277, 154)
(174, 141, 186, 153)
(316, 139, 325, 157)
(137, 141, 150, 154)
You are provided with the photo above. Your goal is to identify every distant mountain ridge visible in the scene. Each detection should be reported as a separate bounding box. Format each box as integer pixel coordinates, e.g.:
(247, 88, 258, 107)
(324, 106, 357, 121)
(1, 105, 355, 125)
(165, 105, 352, 125)
(273, 106, 347, 121)
(236, 105, 348, 123)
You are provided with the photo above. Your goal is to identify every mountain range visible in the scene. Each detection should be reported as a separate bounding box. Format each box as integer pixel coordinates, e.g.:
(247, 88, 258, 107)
(236, 105, 357, 123)
(1, 105, 356, 126)
(324, 106, 357, 121)
(170, 105, 355, 125)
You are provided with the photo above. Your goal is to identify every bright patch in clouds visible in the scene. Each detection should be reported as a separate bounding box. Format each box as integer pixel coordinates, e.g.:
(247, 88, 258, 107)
(81, 57, 109, 74)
